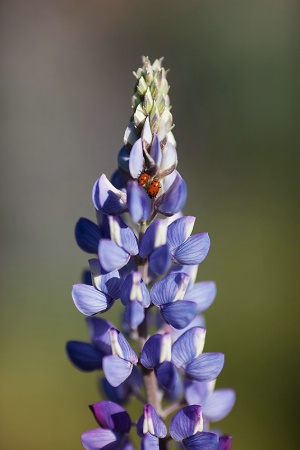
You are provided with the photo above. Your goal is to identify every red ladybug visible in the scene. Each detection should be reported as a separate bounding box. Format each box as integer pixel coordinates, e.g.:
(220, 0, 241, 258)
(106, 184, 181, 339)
(138, 172, 150, 186)
(147, 178, 161, 198)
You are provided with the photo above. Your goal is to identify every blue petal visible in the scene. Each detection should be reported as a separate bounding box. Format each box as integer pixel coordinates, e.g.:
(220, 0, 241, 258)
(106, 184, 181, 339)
(161, 301, 198, 329)
(81, 428, 122, 450)
(172, 327, 207, 369)
(118, 146, 130, 174)
(137, 404, 167, 438)
(127, 181, 151, 223)
(129, 138, 145, 179)
(139, 219, 168, 258)
(124, 301, 145, 330)
(103, 355, 133, 387)
(151, 272, 190, 306)
(183, 432, 219, 450)
(170, 405, 203, 441)
(155, 171, 187, 216)
(149, 244, 171, 275)
(97, 174, 127, 215)
(72, 284, 114, 315)
(120, 226, 139, 256)
(217, 435, 232, 450)
(66, 341, 102, 371)
(90, 264, 123, 300)
(86, 317, 112, 354)
(98, 239, 130, 272)
(167, 216, 195, 253)
(185, 353, 225, 382)
(156, 361, 178, 391)
(90, 400, 131, 433)
(173, 233, 210, 265)
(140, 334, 163, 369)
(184, 281, 216, 313)
(75, 218, 102, 253)
(202, 389, 236, 422)
(141, 433, 159, 450)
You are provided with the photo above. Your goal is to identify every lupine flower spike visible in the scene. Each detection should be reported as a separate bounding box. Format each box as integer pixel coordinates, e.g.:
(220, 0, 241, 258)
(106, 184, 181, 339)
(67, 56, 235, 450)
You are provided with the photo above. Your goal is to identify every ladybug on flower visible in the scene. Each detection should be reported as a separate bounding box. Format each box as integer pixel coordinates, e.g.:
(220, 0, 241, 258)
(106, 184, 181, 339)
(138, 171, 161, 199)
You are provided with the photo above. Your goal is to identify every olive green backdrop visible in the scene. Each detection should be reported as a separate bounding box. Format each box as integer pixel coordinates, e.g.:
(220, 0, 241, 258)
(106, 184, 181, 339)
(1, 1, 299, 449)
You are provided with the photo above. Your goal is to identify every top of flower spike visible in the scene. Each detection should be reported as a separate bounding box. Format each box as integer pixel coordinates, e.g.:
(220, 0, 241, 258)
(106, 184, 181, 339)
(124, 56, 175, 150)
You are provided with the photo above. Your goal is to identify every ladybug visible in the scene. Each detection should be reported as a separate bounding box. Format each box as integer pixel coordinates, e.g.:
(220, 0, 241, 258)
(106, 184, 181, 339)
(147, 178, 161, 199)
(138, 172, 150, 186)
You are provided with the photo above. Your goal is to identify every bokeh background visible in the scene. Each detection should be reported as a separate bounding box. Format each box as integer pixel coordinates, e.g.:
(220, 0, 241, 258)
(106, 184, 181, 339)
(1, 0, 299, 449)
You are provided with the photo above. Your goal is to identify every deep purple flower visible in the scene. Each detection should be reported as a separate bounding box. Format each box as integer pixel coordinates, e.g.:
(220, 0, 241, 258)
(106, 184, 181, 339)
(81, 400, 133, 450)
(218, 435, 232, 450)
(170, 405, 219, 450)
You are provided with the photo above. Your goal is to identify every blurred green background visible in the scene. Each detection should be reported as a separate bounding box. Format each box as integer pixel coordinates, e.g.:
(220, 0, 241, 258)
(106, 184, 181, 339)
(1, 0, 299, 449)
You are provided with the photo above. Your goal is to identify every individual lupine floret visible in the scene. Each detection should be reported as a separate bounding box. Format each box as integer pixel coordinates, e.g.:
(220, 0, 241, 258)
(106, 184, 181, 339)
(150, 271, 198, 329)
(172, 327, 225, 382)
(66, 317, 112, 371)
(137, 404, 167, 450)
(139, 219, 171, 276)
(185, 379, 236, 424)
(170, 405, 219, 450)
(81, 400, 133, 450)
(140, 333, 178, 391)
(93, 174, 128, 216)
(98, 216, 139, 273)
(120, 271, 151, 329)
(72, 266, 122, 315)
(167, 216, 210, 265)
(102, 327, 138, 387)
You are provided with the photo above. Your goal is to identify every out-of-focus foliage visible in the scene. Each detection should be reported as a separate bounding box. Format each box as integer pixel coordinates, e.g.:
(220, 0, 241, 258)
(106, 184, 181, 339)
(0, 1, 298, 449)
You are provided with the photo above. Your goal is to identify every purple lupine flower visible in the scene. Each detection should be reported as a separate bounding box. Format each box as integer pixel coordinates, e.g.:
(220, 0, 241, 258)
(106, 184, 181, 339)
(72, 265, 122, 315)
(102, 327, 138, 387)
(167, 216, 210, 265)
(140, 333, 178, 391)
(81, 400, 133, 450)
(120, 271, 151, 329)
(98, 216, 139, 273)
(150, 271, 198, 329)
(139, 219, 171, 276)
(170, 405, 219, 450)
(185, 379, 236, 424)
(68, 57, 235, 449)
(172, 327, 225, 382)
